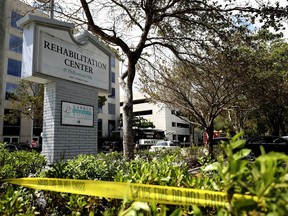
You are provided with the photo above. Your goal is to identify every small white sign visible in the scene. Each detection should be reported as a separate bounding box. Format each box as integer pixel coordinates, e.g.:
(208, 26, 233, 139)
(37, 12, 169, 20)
(61, 101, 94, 127)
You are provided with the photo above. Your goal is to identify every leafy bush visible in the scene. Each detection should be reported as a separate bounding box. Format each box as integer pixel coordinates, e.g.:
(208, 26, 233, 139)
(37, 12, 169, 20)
(45, 152, 124, 180)
(1, 135, 288, 215)
(0, 145, 47, 215)
(0, 184, 36, 215)
(0, 145, 47, 180)
(41, 148, 214, 215)
(203, 132, 288, 215)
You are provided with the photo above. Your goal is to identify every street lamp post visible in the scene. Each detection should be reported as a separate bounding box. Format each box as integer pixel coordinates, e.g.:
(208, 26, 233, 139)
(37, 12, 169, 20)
(31, 116, 34, 146)
(28, 107, 34, 146)
(50, 0, 54, 19)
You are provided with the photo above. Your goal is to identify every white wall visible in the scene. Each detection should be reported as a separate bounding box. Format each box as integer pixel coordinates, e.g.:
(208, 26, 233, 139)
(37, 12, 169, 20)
(121, 92, 190, 142)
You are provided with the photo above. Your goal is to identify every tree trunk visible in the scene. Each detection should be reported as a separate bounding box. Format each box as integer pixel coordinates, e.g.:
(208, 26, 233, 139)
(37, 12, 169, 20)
(191, 125, 195, 147)
(271, 122, 280, 136)
(122, 89, 134, 160)
(280, 122, 286, 136)
(207, 123, 215, 159)
(269, 115, 280, 136)
(122, 59, 137, 160)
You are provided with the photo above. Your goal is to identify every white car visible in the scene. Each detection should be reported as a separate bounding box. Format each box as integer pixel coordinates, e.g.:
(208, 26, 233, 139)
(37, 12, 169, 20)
(149, 140, 180, 152)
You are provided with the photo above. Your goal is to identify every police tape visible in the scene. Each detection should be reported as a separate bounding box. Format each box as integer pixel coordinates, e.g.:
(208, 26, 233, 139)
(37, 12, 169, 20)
(4, 178, 258, 207)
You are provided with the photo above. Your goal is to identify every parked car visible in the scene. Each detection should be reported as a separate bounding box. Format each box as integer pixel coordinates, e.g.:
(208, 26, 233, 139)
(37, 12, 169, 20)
(245, 136, 288, 157)
(170, 140, 181, 147)
(149, 140, 180, 152)
(101, 141, 111, 153)
(101, 141, 123, 153)
(4, 143, 32, 152)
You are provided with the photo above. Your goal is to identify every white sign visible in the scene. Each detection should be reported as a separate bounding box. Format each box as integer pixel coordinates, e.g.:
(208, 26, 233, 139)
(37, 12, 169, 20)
(61, 101, 94, 127)
(40, 32, 109, 89)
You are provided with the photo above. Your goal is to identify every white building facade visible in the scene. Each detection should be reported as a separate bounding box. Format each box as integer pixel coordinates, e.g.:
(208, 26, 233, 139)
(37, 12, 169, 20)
(120, 92, 191, 144)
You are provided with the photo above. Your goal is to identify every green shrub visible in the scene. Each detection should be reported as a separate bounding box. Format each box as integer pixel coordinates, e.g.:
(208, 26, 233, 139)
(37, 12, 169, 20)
(0, 147, 47, 180)
(1, 135, 288, 215)
(45, 152, 124, 180)
(0, 145, 48, 215)
(0, 184, 35, 215)
(203, 132, 288, 215)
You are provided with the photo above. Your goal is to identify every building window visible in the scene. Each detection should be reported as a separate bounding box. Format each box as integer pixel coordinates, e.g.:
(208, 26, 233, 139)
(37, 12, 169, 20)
(133, 99, 149, 104)
(108, 120, 116, 132)
(108, 103, 116, 115)
(7, 58, 22, 77)
(120, 99, 149, 107)
(3, 109, 21, 136)
(111, 57, 115, 68)
(11, 11, 23, 29)
(3, 137, 19, 143)
(172, 122, 176, 127)
(112, 72, 115, 83)
(98, 95, 106, 113)
(9, 34, 23, 53)
(5, 82, 19, 100)
(171, 110, 179, 116)
(108, 88, 115, 99)
(177, 123, 189, 128)
(133, 110, 153, 116)
(98, 105, 103, 113)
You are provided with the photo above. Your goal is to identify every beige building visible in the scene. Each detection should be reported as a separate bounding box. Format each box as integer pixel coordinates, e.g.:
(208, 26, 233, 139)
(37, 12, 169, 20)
(120, 92, 192, 144)
(98, 57, 121, 144)
(0, 0, 46, 143)
(0, 0, 120, 145)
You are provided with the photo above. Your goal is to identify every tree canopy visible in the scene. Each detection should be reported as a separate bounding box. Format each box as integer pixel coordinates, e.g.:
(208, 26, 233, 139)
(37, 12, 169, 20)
(140, 31, 288, 154)
(4, 80, 44, 128)
(139, 37, 248, 156)
(239, 39, 288, 136)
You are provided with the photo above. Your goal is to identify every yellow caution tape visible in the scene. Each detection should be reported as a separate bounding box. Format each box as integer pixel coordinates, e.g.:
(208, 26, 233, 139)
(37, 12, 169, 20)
(4, 178, 258, 207)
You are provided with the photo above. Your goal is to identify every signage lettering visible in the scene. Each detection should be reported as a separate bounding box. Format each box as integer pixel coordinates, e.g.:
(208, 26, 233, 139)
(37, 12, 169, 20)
(62, 101, 94, 127)
(64, 59, 93, 73)
(44, 40, 107, 74)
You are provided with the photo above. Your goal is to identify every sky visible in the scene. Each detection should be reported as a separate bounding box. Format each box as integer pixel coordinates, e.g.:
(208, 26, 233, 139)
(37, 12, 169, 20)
(251, 0, 288, 38)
